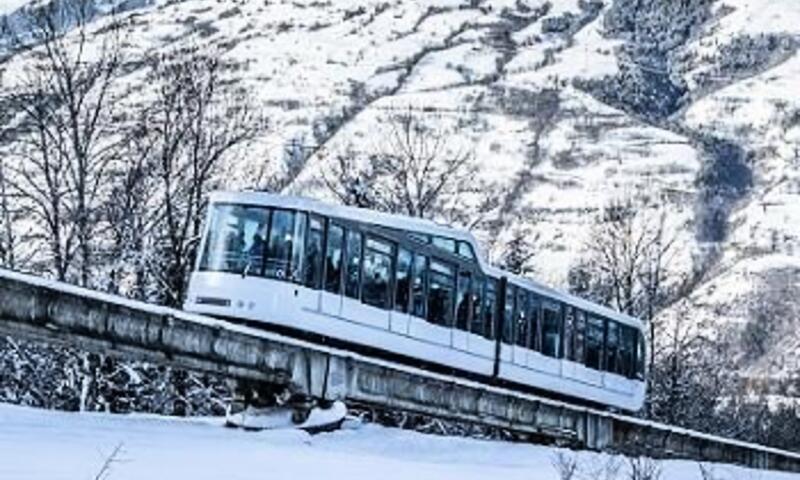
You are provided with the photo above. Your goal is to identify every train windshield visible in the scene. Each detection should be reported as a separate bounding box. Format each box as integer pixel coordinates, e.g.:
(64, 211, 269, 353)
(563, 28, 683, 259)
(199, 204, 269, 275)
(199, 203, 305, 280)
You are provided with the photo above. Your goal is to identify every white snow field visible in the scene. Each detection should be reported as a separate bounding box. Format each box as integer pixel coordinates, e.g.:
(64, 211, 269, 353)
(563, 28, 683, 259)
(0, 403, 798, 480)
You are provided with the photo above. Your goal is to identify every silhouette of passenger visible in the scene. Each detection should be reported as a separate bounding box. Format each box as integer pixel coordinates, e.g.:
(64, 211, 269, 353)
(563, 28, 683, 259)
(249, 233, 264, 260)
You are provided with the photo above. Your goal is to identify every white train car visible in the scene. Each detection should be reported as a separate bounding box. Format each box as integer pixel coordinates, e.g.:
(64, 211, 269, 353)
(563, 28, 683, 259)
(185, 192, 647, 411)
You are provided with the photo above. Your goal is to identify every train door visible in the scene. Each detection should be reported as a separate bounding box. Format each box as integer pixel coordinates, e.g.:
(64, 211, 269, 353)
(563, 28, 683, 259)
(536, 301, 563, 375)
(451, 269, 472, 351)
(498, 281, 514, 363)
(389, 247, 413, 334)
(357, 236, 394, 330)
(320, 222, 344, 317)
(290, 212, 318, 314)
(470, 277, 497, 359)
(340, 229, 373, 327)
(526, 294, 542, 369)
(511, 288, 529, 368)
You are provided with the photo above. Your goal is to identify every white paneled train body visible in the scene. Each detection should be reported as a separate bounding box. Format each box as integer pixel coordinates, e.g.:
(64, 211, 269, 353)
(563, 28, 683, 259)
(185, 192, 647, 412)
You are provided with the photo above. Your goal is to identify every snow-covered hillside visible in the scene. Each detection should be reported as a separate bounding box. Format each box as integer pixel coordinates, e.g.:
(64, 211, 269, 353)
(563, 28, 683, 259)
(1, 403, 797, 480)
(0, 0, 798, 385)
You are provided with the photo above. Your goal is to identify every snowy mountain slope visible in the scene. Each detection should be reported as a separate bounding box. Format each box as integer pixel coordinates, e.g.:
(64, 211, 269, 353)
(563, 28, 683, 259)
(656, 0, 800, 381)
(0, 0, 798, 385)
(0, 0, 703, 279)
(1, 402, 796, 480)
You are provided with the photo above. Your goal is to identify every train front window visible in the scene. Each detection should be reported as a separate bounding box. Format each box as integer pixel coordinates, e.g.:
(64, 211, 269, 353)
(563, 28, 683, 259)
(265, 209, 295, 279)
(199, 204, 269, 275)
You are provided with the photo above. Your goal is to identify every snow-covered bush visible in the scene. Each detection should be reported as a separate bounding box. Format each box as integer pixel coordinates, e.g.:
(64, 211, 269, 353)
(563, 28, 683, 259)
(0, 336, 233, 416)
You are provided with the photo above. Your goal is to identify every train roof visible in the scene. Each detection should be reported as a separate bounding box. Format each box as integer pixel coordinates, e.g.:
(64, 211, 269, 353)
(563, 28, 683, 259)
(209, 191, 644, 330)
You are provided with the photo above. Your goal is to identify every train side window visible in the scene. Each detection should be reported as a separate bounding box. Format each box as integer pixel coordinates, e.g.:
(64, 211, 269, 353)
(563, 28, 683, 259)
(324, 224, 344, 294)
(265, 209, 295, 280)
(483, 279, 498, 340)
(411, 254, 428, 318)
(432, 236, 456, 253)
(457, 241, 477, 262)
(470, 276, 484, 335)
(620, 325, 636, 378)
(303, 215, 324, 289)
(345, 229, 362, 299)
(585, 315, 604, 370)
(606, 320, 619, 374)
(572, 310, 586, 363)
(528, 295, 541, 351)
(563, 306, 574, 361)
(515, 289, 529, 348)
(502, 284, 516, 345)
(394, 248, 413, 313)
(290, 212, 307, 283)
(455, 270, 472, 331)
(362, 237, 394, 309)
(635, 332, 646, 380)
(427, 260, 455, 326)
(542, 303, 561, 358)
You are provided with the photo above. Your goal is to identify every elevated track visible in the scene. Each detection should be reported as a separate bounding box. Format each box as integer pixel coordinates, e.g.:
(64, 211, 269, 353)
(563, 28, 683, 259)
(1, 269, 799, 472)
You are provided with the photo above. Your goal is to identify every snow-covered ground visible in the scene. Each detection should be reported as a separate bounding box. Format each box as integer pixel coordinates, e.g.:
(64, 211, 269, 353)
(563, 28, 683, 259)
(0, 403, 797, 480)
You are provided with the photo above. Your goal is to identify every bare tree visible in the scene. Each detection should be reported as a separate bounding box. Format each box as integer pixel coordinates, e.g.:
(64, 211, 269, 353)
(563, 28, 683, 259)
(103, 137, 156, 298)
(318, 146, 378, 208)
(374, 108, 477, 218)
(320, 107, 477, 220)
(130, 46, 264, 306)
(5, 0, 123, 284)
(6, 68, 76, 280)
(626, 457, 662, 480)
(582, 455, 623, 480)
(501, 223, 539, 276)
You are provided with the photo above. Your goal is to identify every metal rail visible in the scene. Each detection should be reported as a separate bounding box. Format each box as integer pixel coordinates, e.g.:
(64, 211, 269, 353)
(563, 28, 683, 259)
(1, 268, 799, 472)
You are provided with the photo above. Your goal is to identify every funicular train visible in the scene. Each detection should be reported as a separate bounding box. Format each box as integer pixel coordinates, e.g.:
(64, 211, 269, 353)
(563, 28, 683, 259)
(185, 192, 647, 412)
